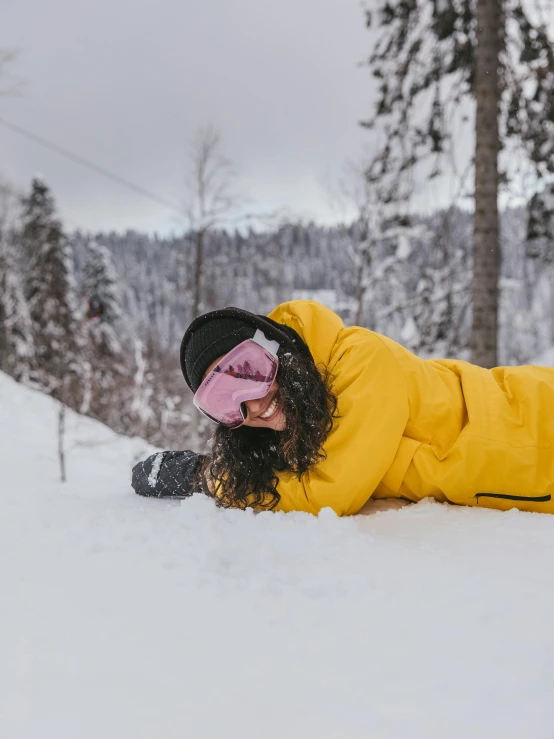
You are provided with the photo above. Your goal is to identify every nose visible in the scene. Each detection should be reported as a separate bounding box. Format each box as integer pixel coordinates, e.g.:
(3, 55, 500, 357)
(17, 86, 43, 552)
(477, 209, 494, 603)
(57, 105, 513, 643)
(244, 394, 268, 416)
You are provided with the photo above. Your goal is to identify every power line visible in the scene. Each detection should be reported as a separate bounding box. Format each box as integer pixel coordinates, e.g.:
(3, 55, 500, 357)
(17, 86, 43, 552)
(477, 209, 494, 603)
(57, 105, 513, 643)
(0, 115, 185, 216)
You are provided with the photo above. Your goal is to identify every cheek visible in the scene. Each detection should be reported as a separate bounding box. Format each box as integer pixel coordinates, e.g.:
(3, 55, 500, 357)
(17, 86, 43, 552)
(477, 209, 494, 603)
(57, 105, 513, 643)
(274, 411, 287, 431)
(267, 381, 280, 402)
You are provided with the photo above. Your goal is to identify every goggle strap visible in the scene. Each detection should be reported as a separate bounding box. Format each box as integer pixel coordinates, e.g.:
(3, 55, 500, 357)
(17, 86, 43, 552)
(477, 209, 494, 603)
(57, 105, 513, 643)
(252, 329, 279, 358)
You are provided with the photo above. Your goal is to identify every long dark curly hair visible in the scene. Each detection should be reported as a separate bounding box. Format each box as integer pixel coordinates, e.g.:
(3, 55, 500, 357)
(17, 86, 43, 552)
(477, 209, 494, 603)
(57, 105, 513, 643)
(198, 348, 338, 510)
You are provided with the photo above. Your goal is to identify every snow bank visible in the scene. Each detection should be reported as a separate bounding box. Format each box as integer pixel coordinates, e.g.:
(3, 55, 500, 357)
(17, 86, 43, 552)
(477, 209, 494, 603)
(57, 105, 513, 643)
(1, 371, 554, 738)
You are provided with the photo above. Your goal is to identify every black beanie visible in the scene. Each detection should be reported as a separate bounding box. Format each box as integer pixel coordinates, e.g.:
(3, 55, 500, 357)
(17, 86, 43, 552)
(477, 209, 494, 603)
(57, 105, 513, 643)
(181, 306, 313, 393)
(184, 317, 256, 392)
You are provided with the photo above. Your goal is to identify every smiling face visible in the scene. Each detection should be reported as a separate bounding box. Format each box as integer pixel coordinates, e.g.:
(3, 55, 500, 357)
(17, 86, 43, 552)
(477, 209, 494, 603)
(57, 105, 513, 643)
(203, 355, 287, 431)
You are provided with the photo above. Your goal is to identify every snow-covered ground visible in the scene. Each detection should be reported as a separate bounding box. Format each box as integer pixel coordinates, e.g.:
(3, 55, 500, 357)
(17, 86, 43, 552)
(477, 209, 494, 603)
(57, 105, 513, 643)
(2, 371, 554, 739)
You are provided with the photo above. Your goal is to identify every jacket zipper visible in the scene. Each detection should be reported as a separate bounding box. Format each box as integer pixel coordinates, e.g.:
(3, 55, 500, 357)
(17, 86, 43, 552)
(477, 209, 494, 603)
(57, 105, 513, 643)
(475, 492, 551, 504)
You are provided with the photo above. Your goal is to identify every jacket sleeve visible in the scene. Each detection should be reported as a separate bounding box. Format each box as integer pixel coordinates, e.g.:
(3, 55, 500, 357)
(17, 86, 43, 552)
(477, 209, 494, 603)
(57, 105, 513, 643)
(132, 450, 206, 499)
(274, 329, 410, 516)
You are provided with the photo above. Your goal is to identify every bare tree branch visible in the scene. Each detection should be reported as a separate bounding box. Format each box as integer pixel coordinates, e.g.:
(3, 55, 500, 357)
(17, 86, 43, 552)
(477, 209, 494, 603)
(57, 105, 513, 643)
(184, 124, 243, 319)
(185, 124, 240, 234)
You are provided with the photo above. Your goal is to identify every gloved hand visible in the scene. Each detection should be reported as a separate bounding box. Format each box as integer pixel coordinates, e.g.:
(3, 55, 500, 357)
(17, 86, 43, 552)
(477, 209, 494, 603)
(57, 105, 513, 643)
(132, 450, 206, 499)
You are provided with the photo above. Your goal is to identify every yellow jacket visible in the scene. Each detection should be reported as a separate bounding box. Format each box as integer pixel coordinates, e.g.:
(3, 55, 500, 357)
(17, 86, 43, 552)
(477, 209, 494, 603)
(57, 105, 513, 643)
(269, 300, 554, 515)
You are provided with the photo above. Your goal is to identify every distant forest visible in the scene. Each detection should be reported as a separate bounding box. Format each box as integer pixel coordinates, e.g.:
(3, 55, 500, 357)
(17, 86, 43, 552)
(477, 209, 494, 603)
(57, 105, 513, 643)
(73, 205, 553, 366)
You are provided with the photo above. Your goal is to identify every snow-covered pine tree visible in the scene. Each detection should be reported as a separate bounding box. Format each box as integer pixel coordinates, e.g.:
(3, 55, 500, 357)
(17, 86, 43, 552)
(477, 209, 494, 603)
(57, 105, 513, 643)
(0, 182, 34, 382)
(83, 241, 123, 323)
(82, 240, 124, 350)
(526, 183, 554, 260)
(129, 335, 201, 452)
(362, 0, 554, 367)
(0, 237, 34, 382)
(20, 178, 87, 407)
(80, 240, 128, 424)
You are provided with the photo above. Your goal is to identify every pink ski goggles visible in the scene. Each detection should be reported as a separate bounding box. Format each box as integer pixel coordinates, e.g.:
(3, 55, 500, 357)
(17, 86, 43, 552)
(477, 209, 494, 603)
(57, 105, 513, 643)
(193, 330, 280, 428)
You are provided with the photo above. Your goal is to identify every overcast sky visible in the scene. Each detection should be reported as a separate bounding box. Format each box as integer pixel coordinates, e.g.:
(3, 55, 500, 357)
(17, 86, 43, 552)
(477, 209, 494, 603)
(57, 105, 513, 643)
(1, 0, 376, 234)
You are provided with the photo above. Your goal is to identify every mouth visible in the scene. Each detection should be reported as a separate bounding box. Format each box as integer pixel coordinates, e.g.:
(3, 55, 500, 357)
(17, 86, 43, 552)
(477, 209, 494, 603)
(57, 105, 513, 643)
(257, 395, 281, 422)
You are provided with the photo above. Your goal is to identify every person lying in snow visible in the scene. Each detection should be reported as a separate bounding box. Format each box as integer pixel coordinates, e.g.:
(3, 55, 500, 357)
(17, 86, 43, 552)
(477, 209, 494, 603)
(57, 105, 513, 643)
(132, 300, 554, 515)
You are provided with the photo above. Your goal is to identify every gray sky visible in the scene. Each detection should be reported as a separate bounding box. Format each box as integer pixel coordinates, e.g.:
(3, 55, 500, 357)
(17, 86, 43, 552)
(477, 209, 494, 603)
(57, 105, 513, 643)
(1, 0, 373, 234)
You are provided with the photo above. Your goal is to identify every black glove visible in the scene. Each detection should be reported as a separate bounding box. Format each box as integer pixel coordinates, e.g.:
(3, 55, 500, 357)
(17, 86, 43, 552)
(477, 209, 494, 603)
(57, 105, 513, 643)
(132, 450, 206, 499)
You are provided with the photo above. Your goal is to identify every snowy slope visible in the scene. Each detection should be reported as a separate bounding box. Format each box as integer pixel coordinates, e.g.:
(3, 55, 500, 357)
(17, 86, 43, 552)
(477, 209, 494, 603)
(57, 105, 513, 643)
(2, 371, 554, 739)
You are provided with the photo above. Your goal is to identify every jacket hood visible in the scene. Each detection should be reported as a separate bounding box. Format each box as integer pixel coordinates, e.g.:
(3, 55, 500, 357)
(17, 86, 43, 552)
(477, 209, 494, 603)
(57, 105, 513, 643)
(266, 300, 345, 369)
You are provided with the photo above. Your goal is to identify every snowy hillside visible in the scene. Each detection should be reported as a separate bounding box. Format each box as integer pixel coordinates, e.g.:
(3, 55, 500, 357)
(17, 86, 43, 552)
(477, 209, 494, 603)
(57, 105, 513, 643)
(2, 371, 554, 739)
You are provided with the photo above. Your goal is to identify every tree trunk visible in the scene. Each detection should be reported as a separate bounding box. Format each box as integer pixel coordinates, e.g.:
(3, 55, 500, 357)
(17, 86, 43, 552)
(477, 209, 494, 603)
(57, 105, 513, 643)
(354, 258, 366, 326)
(354, 228, 370, 326)
(192, 230, 204, 319)
(58, 402, 66, 483)
(471, 0, 501, 368)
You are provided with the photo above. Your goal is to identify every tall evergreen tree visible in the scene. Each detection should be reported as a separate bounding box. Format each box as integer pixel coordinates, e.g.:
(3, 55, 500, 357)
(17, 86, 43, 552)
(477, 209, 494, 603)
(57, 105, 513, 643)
(83, 241, 124, 354)
(362, 0, 554, 366)
(83, 241, 123, 325)
(81, 240, 127, 423)
(0, 236, 34, 382)
(0, 181, 34, 382)
(21, 178, 86, 405)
